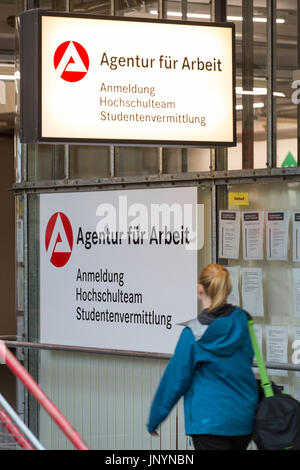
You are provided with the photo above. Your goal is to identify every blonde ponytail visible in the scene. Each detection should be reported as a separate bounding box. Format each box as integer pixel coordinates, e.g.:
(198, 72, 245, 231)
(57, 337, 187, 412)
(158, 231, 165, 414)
(199, 264, 232, 312)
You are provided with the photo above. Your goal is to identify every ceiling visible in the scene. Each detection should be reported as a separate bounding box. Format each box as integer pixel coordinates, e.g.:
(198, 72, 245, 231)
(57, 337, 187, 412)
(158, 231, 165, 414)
(0, 0, 298, 138)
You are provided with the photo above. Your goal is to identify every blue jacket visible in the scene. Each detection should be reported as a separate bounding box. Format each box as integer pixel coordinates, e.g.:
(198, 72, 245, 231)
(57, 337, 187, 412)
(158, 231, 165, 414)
(147, 305, 258, 436)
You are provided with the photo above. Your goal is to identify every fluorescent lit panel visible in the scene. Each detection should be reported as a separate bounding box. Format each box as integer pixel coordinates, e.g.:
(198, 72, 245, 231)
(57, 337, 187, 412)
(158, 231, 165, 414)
(228, 15, 285, 23)
(236, 87, 285, 97)
(150, 10, 285, 24)
(150, 10, 285, 23)
(150, 10, 211, 18)
(236, 102, 264, 110)
(0, 75, 14, 81)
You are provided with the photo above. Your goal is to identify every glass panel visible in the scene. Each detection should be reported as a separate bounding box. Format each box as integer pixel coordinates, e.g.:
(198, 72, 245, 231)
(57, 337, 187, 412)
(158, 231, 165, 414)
(163, 148, 211, 174)
(114, 146, 159, 176)
(69, 0, 111, 169)
(163, 2, 211, 173)
(162, 148, 182, 174)
(27, 144, 65, 181)
(228, 0, 268, 170)
(39, 0, 66, 10)
(69, 145, 110, 179)
(27, 193, 40, 434)
(217, 181, 300, 402)
(115, 0, 157, 17)
(70, 0, 111, 15)
(164, 0, 210, 22)
(188, 148, 211, 173)
(28, 194, 40, 344)
(198, 183, 212, 278)
(113, 0, 160, 176)
(276, 1, 297, 168)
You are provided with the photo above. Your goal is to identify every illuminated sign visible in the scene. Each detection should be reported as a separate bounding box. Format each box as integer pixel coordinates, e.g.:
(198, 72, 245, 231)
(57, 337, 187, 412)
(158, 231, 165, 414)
(20, 11, 236, 147)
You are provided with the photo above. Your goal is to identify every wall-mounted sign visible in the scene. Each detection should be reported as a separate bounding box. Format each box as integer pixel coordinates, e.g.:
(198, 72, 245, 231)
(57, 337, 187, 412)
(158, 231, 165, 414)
(40, 187, 203, 355)
(20, 11, 236, 147)
(229, 192, 249, 206)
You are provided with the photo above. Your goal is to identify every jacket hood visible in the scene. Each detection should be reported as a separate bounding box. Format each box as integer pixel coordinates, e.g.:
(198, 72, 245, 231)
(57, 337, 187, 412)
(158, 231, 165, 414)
(182, 306, 249, 357)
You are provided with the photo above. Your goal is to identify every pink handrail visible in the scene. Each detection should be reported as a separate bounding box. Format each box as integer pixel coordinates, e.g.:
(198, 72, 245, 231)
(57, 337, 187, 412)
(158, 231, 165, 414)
(0, 341, 89, 450)
(0, 408, 34, 450)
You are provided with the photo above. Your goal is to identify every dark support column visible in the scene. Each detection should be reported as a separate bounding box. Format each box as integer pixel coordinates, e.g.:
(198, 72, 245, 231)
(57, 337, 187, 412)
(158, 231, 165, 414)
(242, 0, 254, 169)
(181, 0, 187, 20)
(211, 0, 227, 172)
(158, 0, 167, 173)
(27, 0, 39, 8)
(158, 0, 167, 21)
(210, 0, 228, 265)
(213, 0, 226, 23)
(267, 0, 277, 168)
(181, 0, 188, 172)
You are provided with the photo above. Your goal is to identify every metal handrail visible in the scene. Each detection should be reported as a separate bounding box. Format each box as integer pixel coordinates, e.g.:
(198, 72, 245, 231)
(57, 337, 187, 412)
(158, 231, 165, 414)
(0, 335, 19, 340)
(4, 339, 171, 360)
(0, 407, 34, 450)
(0, 341, 89, 450)
(3, 339, 300, 372)
(0, 393, 45, 450)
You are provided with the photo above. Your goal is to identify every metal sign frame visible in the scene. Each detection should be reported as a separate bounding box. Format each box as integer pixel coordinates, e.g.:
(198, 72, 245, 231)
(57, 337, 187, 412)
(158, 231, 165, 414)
(20, 10, 236, 148)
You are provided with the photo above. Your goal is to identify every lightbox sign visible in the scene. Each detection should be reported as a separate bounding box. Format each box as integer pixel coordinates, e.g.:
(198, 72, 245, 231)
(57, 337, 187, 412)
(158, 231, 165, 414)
(20, 11, 236, 147)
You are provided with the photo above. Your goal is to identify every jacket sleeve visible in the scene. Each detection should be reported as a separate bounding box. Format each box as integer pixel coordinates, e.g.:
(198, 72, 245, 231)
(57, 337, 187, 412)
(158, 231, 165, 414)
(147, 328, 196, 433)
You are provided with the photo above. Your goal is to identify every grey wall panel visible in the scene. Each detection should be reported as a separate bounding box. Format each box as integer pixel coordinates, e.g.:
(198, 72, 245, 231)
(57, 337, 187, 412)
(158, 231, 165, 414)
(39, 350, 188, 450)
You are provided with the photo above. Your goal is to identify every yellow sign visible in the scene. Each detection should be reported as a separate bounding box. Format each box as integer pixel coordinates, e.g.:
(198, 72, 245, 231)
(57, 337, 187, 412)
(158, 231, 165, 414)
(229, 192, 249, 205)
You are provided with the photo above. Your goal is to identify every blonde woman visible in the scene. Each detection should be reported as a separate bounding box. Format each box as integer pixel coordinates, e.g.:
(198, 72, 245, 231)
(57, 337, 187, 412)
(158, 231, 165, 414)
(147, 264, 258, 450)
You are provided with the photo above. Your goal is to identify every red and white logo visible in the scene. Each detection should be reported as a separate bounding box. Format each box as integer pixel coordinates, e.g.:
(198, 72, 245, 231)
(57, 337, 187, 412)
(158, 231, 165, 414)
(45, 212, 73, 267)
(53, 41, 89, 82)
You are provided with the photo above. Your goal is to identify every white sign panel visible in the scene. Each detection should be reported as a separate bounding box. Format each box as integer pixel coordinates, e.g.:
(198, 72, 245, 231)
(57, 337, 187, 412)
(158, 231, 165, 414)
(21, 12, 235, 146)
(40, 187, 201, 355)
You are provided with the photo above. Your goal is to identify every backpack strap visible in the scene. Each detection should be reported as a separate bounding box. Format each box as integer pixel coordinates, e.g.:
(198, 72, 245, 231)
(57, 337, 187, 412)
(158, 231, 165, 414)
(248, 319, 274, 398)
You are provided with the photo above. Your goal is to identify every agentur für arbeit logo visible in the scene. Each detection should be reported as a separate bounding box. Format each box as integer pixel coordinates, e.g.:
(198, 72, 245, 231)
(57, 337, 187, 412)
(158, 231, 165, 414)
(45, 212, 73, 267)
(53, 41, 89, 82)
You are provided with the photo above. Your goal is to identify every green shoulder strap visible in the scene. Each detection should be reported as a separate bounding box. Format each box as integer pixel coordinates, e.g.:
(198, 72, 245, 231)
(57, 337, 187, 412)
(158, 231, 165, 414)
(248, 319, 274, 398)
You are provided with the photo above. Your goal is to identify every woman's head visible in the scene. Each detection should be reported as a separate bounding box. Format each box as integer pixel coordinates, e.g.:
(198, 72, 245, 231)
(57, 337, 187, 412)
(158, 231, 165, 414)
(198, 264, 232, 312)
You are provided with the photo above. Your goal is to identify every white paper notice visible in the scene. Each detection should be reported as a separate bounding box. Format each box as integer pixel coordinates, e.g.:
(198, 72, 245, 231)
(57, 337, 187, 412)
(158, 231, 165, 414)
(293, 212, 300, 262)
(219, 211, 240, 259)
(294, 388, 300, 401)
(241, 267, 264, 317)
(266, 326, 288, 377)
(293, 269, 300, 318)
(294, 327, 300, 378)
(242, 211, 264, 260)
(227, 266, 240, 306)
(266, 210, 289, 261)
